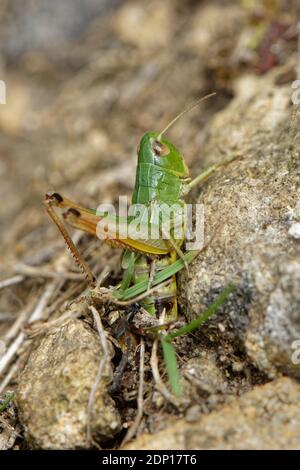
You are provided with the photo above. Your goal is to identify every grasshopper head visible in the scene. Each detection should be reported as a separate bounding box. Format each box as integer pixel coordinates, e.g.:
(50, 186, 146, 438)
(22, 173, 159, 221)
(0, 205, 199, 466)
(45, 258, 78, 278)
(138, 131, 189, 178)
(137, 94, 216, 179)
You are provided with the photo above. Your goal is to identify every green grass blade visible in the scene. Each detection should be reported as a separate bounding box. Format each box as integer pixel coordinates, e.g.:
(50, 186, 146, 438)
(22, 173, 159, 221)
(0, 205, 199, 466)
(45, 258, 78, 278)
(160, 337, 182, 397)
(164, 283, 236, 341)
(114, 250, 199, 300)
(0, 392, 14, 412)
(159, 284, 235, 397)
(119, 252, 136, 293)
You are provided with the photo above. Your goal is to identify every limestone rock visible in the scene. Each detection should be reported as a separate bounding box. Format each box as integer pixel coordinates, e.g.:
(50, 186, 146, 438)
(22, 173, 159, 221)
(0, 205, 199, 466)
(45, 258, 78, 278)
(16, 319, 121, 449)
(124, 377, 300, 450)
(179, 67, 300, 378)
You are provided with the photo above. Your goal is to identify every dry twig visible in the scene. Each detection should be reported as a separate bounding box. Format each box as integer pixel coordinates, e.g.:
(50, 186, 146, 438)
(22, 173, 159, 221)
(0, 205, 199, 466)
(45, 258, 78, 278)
(0, 275, 24, 290)
(14, 263, 85, 281)
(0, 280, 58, 377)
(121, 338, 145, 446)
(86, 305, 110, 448)
(0, 359, 22, 394)
(150, 339, 182, 409)
(93, 278, 172, 307)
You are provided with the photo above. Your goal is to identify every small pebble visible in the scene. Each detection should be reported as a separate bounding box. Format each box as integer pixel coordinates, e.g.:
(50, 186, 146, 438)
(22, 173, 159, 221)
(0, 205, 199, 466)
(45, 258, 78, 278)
(288, 223, 300, 239)
(185, 405, 201, 423)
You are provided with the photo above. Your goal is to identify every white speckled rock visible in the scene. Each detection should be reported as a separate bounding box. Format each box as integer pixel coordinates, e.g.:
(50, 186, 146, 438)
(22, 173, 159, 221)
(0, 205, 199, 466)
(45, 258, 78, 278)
(16, 319, 121, 449)
(179, 66, 300, 378)
(124, 377, 300, 450)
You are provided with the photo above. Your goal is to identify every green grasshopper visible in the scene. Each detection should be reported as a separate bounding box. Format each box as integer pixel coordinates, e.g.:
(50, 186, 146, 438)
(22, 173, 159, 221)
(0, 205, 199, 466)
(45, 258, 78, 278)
(44, 93, 236, 396)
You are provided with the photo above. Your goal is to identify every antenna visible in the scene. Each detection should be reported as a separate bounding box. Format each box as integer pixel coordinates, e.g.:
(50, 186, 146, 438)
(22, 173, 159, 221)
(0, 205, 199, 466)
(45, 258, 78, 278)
(157, 92, 216, 141)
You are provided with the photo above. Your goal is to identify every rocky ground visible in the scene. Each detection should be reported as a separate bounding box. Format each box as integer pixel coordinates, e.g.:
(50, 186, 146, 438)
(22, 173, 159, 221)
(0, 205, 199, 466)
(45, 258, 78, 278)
(0, 0, 299, 450)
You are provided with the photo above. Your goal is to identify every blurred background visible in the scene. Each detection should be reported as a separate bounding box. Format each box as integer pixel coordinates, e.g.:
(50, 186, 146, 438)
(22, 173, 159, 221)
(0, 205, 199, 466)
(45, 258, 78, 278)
(0, 0, 299, 329)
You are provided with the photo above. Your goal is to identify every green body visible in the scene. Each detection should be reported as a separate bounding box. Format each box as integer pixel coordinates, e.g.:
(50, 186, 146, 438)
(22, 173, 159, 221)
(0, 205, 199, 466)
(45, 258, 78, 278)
(123, 132, 190, 319)
(132, 132, 189, 205)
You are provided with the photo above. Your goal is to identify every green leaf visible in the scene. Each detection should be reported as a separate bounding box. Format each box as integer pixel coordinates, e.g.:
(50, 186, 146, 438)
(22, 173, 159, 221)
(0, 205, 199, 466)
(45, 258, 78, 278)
(160, 283, 236, 397)
(160, 337, 182, 397)
(119, 252, 137, 292)
(165, 283, 236, 341)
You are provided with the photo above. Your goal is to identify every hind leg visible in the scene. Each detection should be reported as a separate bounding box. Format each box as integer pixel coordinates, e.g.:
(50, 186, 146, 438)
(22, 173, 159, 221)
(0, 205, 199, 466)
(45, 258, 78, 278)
(44, 192, 96, 286)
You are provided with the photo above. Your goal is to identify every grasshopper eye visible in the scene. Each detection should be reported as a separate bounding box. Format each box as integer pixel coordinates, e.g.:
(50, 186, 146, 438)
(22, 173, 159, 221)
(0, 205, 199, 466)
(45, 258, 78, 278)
(152, 139, 169, 157)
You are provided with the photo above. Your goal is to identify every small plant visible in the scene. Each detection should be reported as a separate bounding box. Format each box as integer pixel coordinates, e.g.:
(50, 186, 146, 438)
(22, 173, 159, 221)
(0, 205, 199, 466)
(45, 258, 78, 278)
(0, 391, 15, 412)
